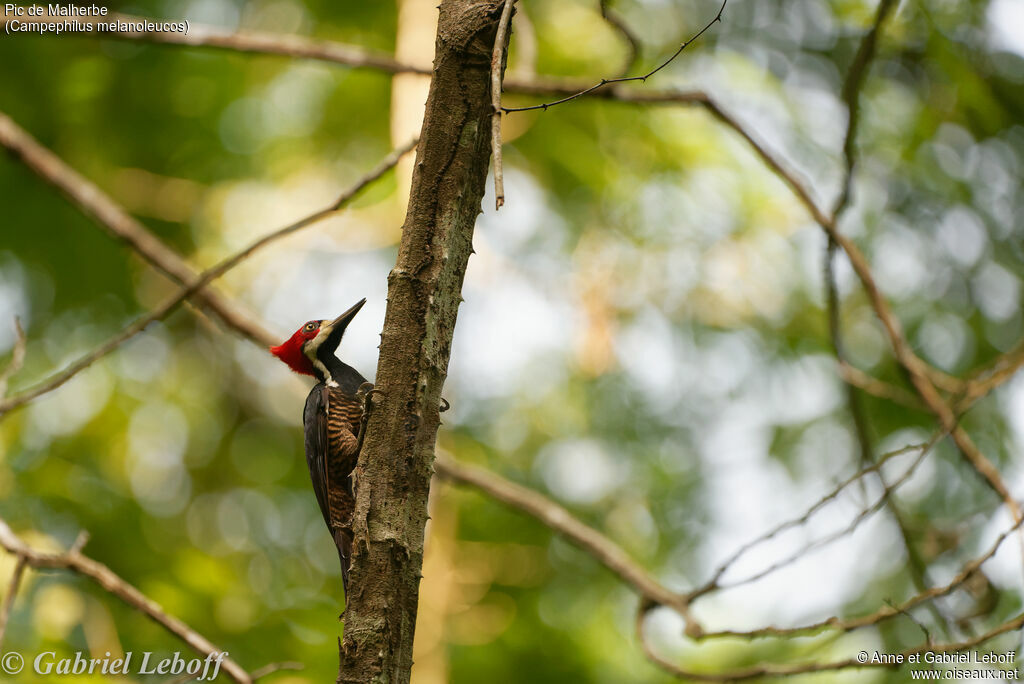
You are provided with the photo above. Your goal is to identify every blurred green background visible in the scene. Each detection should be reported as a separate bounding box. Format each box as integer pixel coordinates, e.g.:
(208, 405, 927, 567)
(1, 0, 1024, 682)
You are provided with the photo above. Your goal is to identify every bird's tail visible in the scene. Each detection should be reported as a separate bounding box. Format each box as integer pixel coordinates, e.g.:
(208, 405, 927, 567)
(334, 528, 353, 599)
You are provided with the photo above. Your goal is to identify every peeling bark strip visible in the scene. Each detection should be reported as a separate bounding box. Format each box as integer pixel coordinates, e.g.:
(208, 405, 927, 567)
(339, 2, 504, 683)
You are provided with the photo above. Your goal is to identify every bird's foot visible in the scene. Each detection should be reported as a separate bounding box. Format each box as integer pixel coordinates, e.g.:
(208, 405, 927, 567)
(356, 383, 382, 451)
(439, 397, 451, 413)
(355, 382, 382, 412)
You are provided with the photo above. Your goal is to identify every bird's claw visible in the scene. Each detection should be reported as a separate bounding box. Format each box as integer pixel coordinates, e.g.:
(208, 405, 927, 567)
(356, 382, 382, 412)
(439, 397, 450, 413)
(356, 383, 382, 452)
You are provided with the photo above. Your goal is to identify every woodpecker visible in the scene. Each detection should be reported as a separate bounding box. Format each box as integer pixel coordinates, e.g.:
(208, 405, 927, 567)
(270, 298, 371, 597)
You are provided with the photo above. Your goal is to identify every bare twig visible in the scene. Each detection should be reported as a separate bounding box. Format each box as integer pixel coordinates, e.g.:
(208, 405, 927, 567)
(1, 9, 718, 113)
(838, 362, 923, 409)
(698, 95, 1020, 527)
(0, 519, 251, 683)
(886, 599, 933, 647)
(821, 0, 1024, 575)
(491, 0, 516, 210)
(0, 556, 27, 648)
(0, 307, 175, 417)
(825, 243, 875, 466)
(826, 0, 898, 459)
(599, 0, 641, 77)
(710, 441, 933, 594)
(821, 0, 950, 634)
(838, 351, 1024, 416)
(250, 662, 304, 680)
(69, 530, 90, 554)
(833, 0, 900, 218)
(501, 0, 726, 113)
(0, 139, 417, 417)
(687, 436, 939, 602)
(0, 10, 688, 106)
(1, 14, 431, 77)
(0, 318, 26, 397)
(956, 337, 1024, 413)
(700, 505, 1024, 640)
(0, 111, 276, 348)
(166, 660, 303, 684)
(637, 604, 1024, 681)
(433, 456, 701, 634)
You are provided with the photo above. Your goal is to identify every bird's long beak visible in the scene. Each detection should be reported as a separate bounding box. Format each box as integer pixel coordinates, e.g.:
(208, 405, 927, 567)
(319, 298, 366, 354)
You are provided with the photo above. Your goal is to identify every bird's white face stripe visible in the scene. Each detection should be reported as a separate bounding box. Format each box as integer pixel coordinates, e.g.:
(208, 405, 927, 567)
(308, 323, 332, 350)
(304, 322, 338, 385)
(303, 323, 331, 363)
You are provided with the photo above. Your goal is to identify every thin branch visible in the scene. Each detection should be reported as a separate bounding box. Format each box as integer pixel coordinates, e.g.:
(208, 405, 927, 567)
(885, 598, 933, 647)
(0, 317, 26, 397)
(473, 445, 999, 670)
(0, 139, 417, 417)
(0, 10, 718, 112)
(0, 519, 251, 684)
(838, 361, 923, 409)
(820, 0, 949, 634)
(825, 0, 898, 464)
(0, 8, 786, 130)
(885, 493, 954, 640)
(250, 662, 304, 680)
(20, 11, 695, 105)
(826, 242, 875, 467)
(956, 337, 1024, 413)
(490, 0, 516, 210)
(501, 0, 726, 113)
(166, 660, 303, 684)
(696, 96, 829, 226)
(0, 10, 698, 107)
(433, 456, 702, 634)
(687, 438, 934, 602)
(637, 604, 1024, 682)
(0, 306, 176, 417)
(599, 0, 641, 78)
(700, 504, 1024, 640)
(687, 435, 939, 602)
(69, 530, 90, 554)
(833, 0, 900, 218)
(0, 556, 27, 648)
(1, 14, 431, 77)
(0, 111, 276, 348)
(710, 439, 933, 595)
(698, 95, 1021, 529)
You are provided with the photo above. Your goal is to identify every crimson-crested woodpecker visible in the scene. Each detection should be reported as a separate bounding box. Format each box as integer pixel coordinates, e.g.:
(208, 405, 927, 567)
(270, 298, 371, 595)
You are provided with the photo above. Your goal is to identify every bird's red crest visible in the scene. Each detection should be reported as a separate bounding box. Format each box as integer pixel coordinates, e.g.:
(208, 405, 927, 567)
(270, 321, 322, 376)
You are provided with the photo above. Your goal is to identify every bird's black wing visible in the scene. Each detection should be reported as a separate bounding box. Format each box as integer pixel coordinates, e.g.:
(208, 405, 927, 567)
(303, 383, 332, 530)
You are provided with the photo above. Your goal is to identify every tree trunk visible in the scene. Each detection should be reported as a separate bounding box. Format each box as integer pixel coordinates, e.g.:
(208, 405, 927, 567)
(338, 1, 504, 682)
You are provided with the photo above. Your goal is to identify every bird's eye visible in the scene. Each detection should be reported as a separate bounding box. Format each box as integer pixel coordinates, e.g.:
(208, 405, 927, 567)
(304, 322, 318, 332)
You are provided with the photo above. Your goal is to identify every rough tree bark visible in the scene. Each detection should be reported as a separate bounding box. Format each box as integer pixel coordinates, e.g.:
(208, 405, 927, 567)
(338, 1, 505, 682)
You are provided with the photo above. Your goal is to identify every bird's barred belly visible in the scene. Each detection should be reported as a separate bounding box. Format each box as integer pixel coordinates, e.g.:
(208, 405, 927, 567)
(325, 387, 362, 527)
